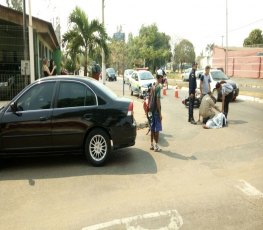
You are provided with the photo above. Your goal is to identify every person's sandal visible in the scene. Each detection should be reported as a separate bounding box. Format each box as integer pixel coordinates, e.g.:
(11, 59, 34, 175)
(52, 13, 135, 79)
(154, 145, 162, 152)
(150, 144, 154, 150)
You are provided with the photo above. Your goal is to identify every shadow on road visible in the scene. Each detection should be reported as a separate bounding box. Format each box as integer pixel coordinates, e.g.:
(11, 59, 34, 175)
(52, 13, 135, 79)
(161, 150, 197, 161)
(227, 120, 248, 125)
(0, 148, 157, 181)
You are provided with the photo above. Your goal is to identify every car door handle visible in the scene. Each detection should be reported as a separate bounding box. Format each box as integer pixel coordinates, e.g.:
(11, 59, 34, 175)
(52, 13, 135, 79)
(83, 114, 93, 121)
(39, 116, 48, 121)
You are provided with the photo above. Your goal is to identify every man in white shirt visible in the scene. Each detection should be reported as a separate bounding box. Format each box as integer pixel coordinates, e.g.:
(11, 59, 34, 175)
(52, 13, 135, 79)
(200, 66, 211, 96)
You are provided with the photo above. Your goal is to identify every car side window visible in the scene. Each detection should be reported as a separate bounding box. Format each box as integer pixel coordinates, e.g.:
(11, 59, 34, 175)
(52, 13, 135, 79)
(85, 87, 97, 106)
(57, 82, 96, 108)
(16, 82, 55, 111)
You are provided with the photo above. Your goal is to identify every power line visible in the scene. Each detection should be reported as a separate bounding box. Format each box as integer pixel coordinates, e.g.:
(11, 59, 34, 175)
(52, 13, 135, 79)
(229, 18, 263, 33)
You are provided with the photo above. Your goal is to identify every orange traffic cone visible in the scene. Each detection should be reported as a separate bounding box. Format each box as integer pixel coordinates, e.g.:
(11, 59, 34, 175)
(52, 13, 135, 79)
(174, 85, 179, 98)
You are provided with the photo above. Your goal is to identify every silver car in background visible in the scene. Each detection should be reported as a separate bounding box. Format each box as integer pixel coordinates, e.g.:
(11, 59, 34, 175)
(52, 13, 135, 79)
(124, 69, 134, 84)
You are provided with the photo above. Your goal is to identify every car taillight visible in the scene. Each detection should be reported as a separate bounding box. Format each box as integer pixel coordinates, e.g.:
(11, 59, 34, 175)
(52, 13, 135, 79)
(127, 101, 134, 116)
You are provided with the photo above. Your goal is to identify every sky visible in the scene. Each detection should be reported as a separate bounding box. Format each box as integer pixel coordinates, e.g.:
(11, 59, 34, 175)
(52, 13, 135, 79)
(1, 0, 263, 54)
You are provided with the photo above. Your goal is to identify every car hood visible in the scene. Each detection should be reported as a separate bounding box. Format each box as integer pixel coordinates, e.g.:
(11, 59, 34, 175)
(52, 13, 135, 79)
(139, 79, 156, 87)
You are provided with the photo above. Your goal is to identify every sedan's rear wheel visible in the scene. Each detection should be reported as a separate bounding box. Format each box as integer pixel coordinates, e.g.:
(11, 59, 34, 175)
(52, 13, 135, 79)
(85, 129, 110, 166)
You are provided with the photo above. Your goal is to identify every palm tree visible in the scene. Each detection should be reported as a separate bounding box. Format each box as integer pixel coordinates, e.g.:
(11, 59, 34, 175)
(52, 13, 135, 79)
(205, 43, 214, 56)
(62, 7, 108, 76)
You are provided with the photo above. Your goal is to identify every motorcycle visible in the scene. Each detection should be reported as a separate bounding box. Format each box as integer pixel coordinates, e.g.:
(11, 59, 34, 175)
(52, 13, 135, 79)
(182, 89, 201, 108)
(143, 83, 153, 135)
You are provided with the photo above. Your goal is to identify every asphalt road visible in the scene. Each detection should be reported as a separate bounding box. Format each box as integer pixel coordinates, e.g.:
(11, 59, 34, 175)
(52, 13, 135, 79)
(0, 79, 263, 230)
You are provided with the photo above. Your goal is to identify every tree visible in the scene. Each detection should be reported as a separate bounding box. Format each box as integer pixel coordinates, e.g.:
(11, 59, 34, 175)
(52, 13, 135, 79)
(243, 29, 263, 47)
(62, 42, 82, 74)
(174, 39, 195, 72)
(108, 40, 127, 75)
(205, 43, 214, 56)
(62, 7, 109, 76)
(6, 0, 22, 11)
(126, 24, 171, 71)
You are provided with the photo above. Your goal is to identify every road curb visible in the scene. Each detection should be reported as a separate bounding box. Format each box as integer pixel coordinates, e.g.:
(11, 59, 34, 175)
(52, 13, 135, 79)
(179, 87, 263, 103)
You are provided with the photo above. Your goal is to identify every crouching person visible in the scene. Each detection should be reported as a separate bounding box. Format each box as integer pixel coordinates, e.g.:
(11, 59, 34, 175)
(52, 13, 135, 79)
(199, 92, 227, 129)
(199, 92, 221, 124)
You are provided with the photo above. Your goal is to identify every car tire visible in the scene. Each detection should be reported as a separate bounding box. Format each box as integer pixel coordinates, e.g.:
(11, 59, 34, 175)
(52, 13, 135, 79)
(84, 129, 110, 166)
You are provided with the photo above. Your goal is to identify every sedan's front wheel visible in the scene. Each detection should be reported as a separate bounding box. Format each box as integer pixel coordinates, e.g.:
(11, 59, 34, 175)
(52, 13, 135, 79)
(85, 129, 110, 166)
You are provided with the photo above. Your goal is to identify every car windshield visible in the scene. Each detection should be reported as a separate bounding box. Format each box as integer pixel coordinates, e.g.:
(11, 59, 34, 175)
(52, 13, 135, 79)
(107, 68, 115, 74)
(211, 71, 229, 81)
(139, 71, 154, 80)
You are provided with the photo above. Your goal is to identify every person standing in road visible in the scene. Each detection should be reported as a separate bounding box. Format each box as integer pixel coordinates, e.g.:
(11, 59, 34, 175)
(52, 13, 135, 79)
(149, 69, 163, 152)
(198, 65, 211, 122)
(188, 62, 198, 124)
(215, 81, 234, 119)
(200, 65, 211, 98)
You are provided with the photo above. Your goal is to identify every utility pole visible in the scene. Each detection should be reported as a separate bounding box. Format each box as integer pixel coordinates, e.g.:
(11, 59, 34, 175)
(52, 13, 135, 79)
(28, 0, 35, 83)
(225, 0, 229, 75)
(22, 0, 30, 86)
(22, 0, 28, 61)
(101, 0, 106, 84)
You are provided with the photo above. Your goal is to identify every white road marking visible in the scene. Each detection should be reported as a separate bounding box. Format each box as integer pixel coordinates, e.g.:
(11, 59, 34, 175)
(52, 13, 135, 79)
(236, 180, 263, 198)
(82, 209, 183, 230)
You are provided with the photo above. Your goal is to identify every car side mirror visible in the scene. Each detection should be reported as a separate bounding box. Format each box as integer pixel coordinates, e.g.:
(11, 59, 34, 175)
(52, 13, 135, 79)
(10, 102, 18, 112)
(10, 101, 23, 116)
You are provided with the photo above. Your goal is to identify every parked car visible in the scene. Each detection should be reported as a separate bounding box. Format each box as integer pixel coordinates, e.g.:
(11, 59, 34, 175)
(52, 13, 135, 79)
(106, 68, 117, 81)
(181, 68, 192, 81)
(196, 69, 239, 101)
(0, 76, 136, 166)
(124, 69, 134, 84)
(130, 70, 156, 98)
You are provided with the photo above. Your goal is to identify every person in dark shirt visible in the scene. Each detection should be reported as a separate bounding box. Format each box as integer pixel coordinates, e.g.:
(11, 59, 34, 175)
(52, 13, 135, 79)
(49, 59, 57, 76)
(188, 62, 198, 124)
